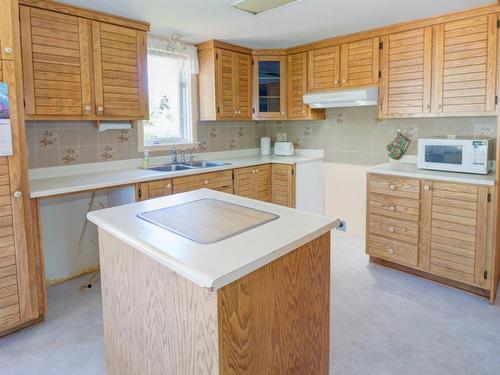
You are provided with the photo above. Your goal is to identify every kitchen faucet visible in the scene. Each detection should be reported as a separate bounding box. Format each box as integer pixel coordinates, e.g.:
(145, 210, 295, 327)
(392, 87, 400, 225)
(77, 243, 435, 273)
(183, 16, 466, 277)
(188, 141, 202, 164)
(172, 146, 178, 164)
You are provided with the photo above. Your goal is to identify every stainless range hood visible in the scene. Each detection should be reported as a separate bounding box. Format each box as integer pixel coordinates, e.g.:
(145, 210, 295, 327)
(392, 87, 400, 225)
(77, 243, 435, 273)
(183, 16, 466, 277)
(303, 87, 378, 108)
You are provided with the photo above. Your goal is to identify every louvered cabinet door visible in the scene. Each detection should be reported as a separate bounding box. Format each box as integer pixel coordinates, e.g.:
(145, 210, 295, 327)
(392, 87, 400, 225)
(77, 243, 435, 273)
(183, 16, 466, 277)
(0, 0, 15, 60)
(233, 167, 256, 199)
(254, 164, 271, 202)
(236, 53, 252, 119)
(92, 21, 148, 118)
(271, 164, 295, 208)
(379, 27, 432, 117)
(432, 15, 497, 115)
(307, 46, 340, 92)
(287, 52, 309, 120)
(216, 48, 237, 119)
(340, 37, 380, 88)
(20, 6, 93, 116)
(421, 181, 490, 288)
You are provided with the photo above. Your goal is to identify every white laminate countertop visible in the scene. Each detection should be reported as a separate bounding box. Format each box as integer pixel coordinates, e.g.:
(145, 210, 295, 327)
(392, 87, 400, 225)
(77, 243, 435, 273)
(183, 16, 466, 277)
(87, 189, 338, 290)
(29, 149, 323, 198)
(368, 161, 496, 186)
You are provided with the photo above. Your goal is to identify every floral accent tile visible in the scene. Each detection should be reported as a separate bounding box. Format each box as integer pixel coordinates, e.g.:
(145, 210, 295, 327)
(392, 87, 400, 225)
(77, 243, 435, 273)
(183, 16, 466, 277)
(117, 130, 131, 144)
(39, 130, 57, 147)
(62, 148, 79, 164)
(100, 145, 115, 161)
(477, 125, 494, 138)
(238, 127, 245, 137)
(335, 113, 345, 124)
(303, 126, 312, 136)
(293, 138, 302, 149)
(229, 139, 237, 150)
(209, 128, 218, 138)
(199, 141, 208, 152)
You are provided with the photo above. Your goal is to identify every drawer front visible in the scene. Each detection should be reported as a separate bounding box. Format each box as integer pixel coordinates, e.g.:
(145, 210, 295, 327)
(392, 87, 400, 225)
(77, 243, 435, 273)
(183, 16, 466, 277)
(147, 179, 173, 199)
(368, 174, 420, 199)
(173, 170, 233, 194)
(369, 193, 420, 222)
(369, 215, 419, 244)
(368, 235, 418, 267)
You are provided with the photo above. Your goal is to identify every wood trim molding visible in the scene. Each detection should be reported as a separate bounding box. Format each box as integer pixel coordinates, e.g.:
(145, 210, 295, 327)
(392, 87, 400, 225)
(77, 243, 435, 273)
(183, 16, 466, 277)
(18, 0, 150, 31)
(197, 40, 252, 55)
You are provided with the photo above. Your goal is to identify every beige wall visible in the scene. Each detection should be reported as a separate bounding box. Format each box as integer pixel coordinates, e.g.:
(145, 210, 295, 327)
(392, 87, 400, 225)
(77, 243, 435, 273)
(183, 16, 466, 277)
(324, 162, 369, 239)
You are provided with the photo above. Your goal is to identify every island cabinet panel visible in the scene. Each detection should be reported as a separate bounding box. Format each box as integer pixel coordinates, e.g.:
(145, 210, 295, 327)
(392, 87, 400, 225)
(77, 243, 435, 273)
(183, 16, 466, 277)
(173, 170, 233, 194)
(233, 164, 271, 202)
(19, 6, 94, 116)
(92, 21, 148, 119)
(307, 45, 340, 92)
(379, 27, 433, 118)
(431, 15, 497, 115)
(136, 178, 172, 201)
(271, 164, 296, 208)
(0, 0, 15, 60)
(339, 37, 380, 88)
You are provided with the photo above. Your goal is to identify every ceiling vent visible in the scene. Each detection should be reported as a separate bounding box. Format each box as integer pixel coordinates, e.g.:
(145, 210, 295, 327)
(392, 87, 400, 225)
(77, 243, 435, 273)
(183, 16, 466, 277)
(228, 0, 303, 15)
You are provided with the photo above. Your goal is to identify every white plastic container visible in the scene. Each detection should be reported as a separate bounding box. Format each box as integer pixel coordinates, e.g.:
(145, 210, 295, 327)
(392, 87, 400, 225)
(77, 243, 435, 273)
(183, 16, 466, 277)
(260, 137, 271, 156)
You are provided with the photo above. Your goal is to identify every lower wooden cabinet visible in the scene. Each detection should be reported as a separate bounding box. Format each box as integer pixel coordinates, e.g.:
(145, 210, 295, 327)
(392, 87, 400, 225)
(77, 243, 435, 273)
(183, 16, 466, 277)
(136, 179, 172, 201)
(271, 164, 296, 208)
(233, 164, 271, 202)
(366, 173, 498, 302)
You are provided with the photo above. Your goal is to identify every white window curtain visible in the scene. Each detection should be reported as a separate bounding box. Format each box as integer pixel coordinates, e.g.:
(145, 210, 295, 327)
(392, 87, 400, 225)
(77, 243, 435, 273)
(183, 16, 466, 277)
(147, 35, 199, 75)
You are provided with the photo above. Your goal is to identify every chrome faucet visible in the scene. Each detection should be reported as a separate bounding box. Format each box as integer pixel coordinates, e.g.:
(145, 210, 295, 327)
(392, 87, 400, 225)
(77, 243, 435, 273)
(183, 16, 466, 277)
(172, 146, 178, 164)
(188, 141, 202, 164)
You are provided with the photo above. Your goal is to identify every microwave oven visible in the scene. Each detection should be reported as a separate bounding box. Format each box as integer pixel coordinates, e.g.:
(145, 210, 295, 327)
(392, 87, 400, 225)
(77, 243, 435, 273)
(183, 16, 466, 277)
(417, 137, 494, 175)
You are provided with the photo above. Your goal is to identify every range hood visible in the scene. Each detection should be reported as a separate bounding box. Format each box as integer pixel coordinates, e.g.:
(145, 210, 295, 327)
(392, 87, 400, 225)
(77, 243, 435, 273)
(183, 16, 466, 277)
(303, 87, 378, 108)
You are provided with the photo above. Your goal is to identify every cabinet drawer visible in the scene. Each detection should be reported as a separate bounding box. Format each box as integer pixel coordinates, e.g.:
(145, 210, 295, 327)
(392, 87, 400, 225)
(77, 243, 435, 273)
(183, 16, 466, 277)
(368, 174, 420, 199)
(368, 235, 418, 267)
(173, 170, 233, 194)
(368, 194, 419, 222)
(369, 215, 419, 244)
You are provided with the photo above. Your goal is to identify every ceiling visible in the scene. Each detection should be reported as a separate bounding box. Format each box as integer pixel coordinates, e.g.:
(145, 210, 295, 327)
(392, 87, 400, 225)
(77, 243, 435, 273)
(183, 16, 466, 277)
(65, 0, 493, 48)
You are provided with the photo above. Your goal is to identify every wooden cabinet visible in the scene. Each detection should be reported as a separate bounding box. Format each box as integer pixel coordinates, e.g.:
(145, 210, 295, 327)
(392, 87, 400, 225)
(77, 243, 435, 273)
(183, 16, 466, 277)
(339, 37, 380, 88)
(252, 54, 287, 120)
(234, 164, 271, 202)
(379, 27, 433, 118)
(287, 52, 325, 120)
(271, 164, 295, 208)
(432, 15, 497, 115)
(136, 179, 172, 201)
(0, 0, 15, 60)
(0, 60, 41, 336)
(307, 46, 341, 92)
(173, 170, 233, 194)
(367, 173, 498, 300)
(19, 2, 149, 120)
(198, 41, 252, 121)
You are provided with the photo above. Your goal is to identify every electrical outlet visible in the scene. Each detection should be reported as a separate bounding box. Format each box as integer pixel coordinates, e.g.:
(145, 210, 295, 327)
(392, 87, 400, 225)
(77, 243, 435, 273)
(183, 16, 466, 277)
(336, 220, 347, 232)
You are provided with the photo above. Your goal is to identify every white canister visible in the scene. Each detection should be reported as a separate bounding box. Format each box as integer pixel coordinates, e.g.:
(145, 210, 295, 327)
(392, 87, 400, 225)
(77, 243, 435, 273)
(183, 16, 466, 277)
(260, 137, 271, 156)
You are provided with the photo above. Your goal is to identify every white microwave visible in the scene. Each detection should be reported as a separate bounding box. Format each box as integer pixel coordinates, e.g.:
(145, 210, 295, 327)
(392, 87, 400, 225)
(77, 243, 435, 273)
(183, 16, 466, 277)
(417, 138, 494, 175)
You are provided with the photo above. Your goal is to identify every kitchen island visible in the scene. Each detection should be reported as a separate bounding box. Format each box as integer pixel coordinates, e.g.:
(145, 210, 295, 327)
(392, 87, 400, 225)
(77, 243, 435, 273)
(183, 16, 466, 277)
(87, 188, 338, 375)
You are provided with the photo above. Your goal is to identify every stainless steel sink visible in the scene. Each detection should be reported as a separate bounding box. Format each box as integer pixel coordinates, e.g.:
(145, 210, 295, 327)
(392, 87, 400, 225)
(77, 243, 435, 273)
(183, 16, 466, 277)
(148, 164, 197, 172)
(188, 160, 231, 168)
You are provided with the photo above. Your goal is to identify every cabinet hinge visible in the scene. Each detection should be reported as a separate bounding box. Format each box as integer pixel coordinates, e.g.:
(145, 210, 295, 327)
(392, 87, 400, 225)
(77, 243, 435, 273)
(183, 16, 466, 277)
(215, 52, 218, 59)
(497, 19, 500, 28)
(138, 188, 142, 199)
(291, 168, 295, 176)
(217, 106, 220, 114)
(252, 59, 254, 66)
(378, 70, 382, 79)
(379, 41, 384, 49)
(252, 107, 255, 114)
(495, 96, 498, 105)
(487, 192, 491, 202)
(484, 270, 488, 280)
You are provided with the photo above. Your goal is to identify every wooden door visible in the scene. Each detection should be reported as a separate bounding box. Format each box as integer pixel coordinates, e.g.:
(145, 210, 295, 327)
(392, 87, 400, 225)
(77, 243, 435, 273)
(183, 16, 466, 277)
(379, 27, 432, 117)
(0, 0, 15, 60)
(340, 37, 380, 88)
(253, 55, 287, 120)
(136, 179, 172, 201)
(307, 46, 340, 92)
(432, 15, 497, 115)
(271, 164, 295, 208)
(421, 181, 491, 288)
(19, 6, 93, 116)
(92, 21, 148, 118)
(254, 164, 271, 202)
(236, 53, 252, 119)
(0, 61, 39, 335)
(233, 167, 256, 199)
(216, 48, 237, 119)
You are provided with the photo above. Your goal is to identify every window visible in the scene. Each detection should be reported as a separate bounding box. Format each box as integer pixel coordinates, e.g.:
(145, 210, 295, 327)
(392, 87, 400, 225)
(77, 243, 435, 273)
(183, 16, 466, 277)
(139, 37, 198, 151)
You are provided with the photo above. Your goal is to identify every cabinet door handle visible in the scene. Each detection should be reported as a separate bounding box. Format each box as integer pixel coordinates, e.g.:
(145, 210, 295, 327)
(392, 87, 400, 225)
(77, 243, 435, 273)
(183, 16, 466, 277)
(97, 106, 104, 112)
(389, 206, 396, 212)
(342, 79, 347, 84)
(13, 191, 22, 198)
(4, 47, 13, 55)
(255, 169, 259, 173)
(252, 170, 256, 174)
(388, 248, 395, 254)
(204, 180, 209, 185)
(166, 183, 172, 189)
(423, 185, 431, 191)
(388, 226, 395, 233)
(84, 105, 92, 112)
(334, 80, 339, 84)
(389, 184, 396, 191)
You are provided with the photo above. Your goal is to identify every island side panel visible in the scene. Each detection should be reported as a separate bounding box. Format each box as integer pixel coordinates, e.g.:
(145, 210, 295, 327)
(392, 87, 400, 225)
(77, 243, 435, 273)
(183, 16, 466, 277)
(217, 232, 331, 375)
(98, 229, 219, 375)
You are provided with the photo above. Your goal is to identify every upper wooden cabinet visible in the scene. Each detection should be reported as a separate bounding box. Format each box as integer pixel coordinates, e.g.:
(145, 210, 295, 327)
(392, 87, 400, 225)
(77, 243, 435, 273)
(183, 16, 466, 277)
(432, 15, 497, 115)
(287, 52, 325, 120)
(379, 27, 433, 118)
(307, 45, 340, 92)
(198, 41, 252, 121)
(252, 54, 287, 120)
(0, 0, 16, 60)
(19, 2, 149, 120)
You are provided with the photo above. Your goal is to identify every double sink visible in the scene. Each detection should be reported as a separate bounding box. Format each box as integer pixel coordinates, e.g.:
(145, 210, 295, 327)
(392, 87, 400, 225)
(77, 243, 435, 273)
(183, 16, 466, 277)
(148, 161, 231, 172)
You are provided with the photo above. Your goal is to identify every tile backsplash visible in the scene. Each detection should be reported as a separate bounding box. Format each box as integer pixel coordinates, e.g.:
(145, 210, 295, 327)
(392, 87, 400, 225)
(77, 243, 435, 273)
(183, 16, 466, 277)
(26, 108, 497, 168)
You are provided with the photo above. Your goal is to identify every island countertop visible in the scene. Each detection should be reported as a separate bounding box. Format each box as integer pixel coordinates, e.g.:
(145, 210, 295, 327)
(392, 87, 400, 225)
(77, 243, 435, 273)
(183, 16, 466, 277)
(87, 189, 338, 290)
